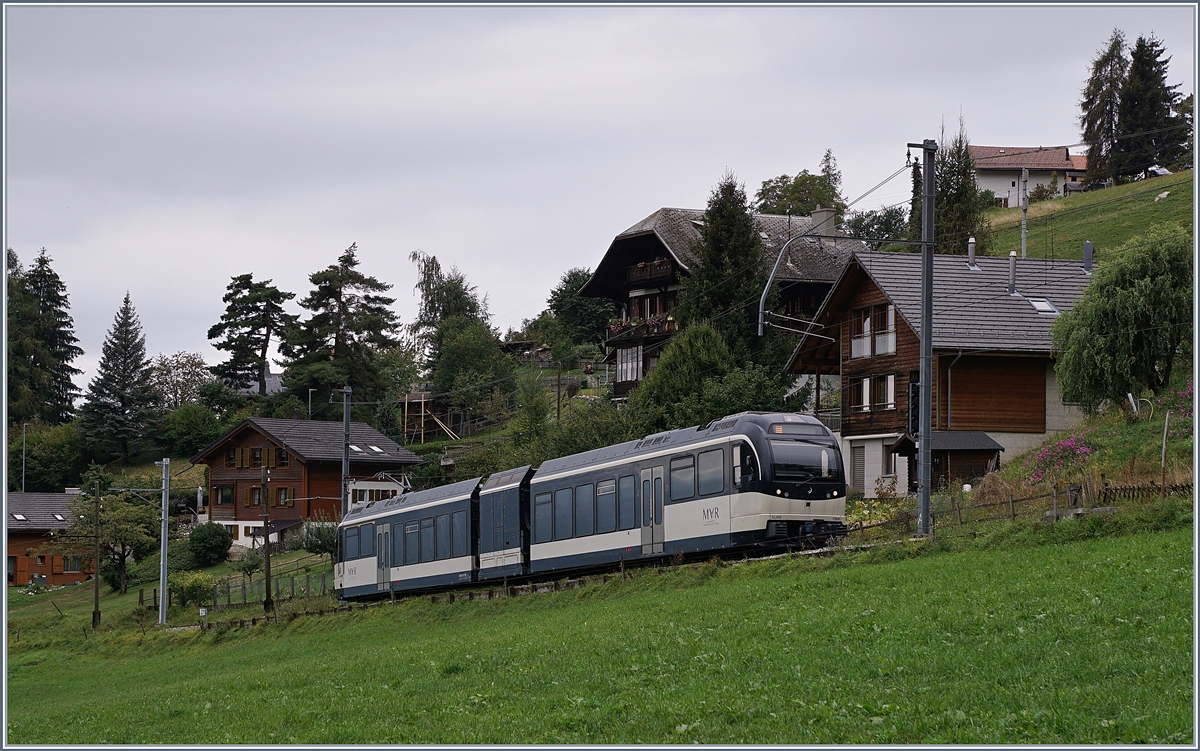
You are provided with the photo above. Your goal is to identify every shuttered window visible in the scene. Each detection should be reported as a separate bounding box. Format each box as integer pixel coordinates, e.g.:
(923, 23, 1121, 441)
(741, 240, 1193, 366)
(850, 446, 866, 493)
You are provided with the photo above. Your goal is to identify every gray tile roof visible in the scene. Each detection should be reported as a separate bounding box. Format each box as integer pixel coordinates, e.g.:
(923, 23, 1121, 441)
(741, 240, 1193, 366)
(616, 207, 861, 283)
(838, 250, 1093, 353)
(7, 492, 80, 532)
(891, 431, 1006, 454)
(969, 145, 1076, 172)
(192, 418, 422, 465)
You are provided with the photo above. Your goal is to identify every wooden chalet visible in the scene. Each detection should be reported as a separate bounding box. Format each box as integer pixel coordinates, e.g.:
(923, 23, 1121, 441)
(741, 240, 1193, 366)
(192, 418, 422, 546)
(787, 250, 1092, 496)
(579, 207, 863, 396)
(7, 492, 91, 587)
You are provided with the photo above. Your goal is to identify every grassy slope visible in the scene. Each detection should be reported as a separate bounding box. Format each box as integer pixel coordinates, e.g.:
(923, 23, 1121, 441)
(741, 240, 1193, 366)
(986, 171, 1192, 259)
(7, 508, 1192, 745)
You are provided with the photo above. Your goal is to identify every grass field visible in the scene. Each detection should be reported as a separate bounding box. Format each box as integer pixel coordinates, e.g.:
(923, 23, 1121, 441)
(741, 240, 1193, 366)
(984, 170, 1192, 260)
(7, 500, 1192, 745)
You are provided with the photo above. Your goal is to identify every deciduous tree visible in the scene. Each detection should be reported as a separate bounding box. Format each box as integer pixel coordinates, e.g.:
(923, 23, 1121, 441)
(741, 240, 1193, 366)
(66, 488, 159, 594)
(1052, 223, 1192, 413)
(546, 267, 615, 346)
(754, 149, 847, 219)
(150, 352, 213, 412)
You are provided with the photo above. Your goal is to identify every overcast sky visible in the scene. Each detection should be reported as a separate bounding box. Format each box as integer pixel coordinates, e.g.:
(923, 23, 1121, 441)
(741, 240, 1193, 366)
(5, 4, 1195, 393)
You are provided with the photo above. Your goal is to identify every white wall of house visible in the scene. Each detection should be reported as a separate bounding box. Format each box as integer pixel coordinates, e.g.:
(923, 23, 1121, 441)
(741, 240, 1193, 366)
(837, 432, 907, 499)
(225, 521, 281, 550)
(976, 170, 1066, 206)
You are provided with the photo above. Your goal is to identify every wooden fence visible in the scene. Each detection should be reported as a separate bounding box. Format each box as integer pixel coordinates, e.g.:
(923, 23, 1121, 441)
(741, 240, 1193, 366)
(140, 571, 335, 614)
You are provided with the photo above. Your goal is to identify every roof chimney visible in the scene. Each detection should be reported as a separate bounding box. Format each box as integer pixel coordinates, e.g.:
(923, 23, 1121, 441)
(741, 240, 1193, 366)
(1008, 251, 1017, 294)
(810, 205, 835, 240)
(967, 237, 977, 268)
(1083, 240, 1093, 273)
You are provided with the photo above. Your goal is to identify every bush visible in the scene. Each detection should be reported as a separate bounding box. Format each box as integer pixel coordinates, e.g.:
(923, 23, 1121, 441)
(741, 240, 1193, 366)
(126, 538, 197, 587)
(167, 570, 218, 608)
(163, 404, 222, 457)
(187, 522, 233, 567)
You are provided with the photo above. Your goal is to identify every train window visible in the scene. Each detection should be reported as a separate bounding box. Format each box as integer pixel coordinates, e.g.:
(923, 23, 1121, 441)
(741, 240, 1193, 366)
(359, 524, 374, 557)
(596, 479, 617, 534)
(734, 441, 757, 487)
(405, 522, 419, 565)
(533, 493, 552, 543)
(435, 514, 451, 560)
(575, 484, 594, 537)
(642, 479, 651, 524)
(554, 488, 573, 541)
(420, 518, 435, 563)
(654, 477, 663, 522)
(618, 475, 636, 530)
(392, 524, 404, 567)
(698, 448, 724, 495)
(670, 455, 695, 501)
(771, 441, 842, 481)
(452, 510, 468, 557)
(345, 527, 360, 560)
(479, 495, 493, 554)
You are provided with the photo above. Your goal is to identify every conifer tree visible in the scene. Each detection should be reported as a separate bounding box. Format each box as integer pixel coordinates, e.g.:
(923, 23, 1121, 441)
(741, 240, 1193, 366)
(6, 249, 52, 425)
(677, 172, 767, 361)
(934, 117, 991, 255)
(207, 274, 297, 395)
(1079, 28, 1129, 182)
(906, 160, 923, 242)
(1112, 34, 1186, 179)
(25, 249, 83, 423)
(280, 243, 401, 414)
(79, 293, 159, 464)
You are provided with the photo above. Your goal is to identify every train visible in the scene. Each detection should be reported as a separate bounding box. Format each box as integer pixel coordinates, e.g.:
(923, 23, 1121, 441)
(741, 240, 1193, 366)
(335, 411, 848, 600)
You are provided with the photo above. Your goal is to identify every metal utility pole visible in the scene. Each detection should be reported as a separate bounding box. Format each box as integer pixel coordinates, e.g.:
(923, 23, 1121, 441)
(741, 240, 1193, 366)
(261, 465, 274, 613)
(342, 385, 352, 519)
(155, 458, 170, 625)
(1020, 167, 1029, 259)
(908, 138, 937, 536)
(92, 480, 101, 630)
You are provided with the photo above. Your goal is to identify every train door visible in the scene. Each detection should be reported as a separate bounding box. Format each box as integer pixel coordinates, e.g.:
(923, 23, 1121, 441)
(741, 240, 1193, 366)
(640, 465, 664, 555)
(376, 525, 390, 592)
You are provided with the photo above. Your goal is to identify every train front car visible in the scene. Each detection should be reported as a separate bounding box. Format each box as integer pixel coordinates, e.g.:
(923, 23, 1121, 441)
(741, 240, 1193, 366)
(733, 413, 848, 547)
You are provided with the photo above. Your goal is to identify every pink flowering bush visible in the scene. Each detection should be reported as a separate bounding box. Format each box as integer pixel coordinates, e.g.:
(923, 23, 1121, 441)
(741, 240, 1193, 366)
(1154, 378, 1193, 421)
(1022, 430, 1096, 485)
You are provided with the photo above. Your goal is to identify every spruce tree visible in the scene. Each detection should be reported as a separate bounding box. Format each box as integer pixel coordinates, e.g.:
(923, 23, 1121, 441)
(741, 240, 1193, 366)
(6, 249, 52, 426)
(79, 293, 159, 464)
(906, 160, 923, 242)
(1112, 34, 1186, 179)
(280, 243, 401, 415)
(677, 172, 766, 362)
(25, 249, 83, 423)
(934, 117, 991, 255)
(1079, 28, 1128, 183)
(207, 273, 297, 395)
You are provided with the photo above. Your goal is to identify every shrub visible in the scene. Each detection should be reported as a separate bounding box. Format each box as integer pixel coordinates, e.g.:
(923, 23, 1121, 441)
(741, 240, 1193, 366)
(167, 570, 218, 608)
(187, 522, 233, 567)
(1021, 430, 1096, 485)
(163, 404, 222, 457)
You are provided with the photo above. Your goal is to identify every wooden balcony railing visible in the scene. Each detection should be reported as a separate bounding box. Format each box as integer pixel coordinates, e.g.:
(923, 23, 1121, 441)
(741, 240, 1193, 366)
(625, 259, 672, 285)
(606, 317, 678, 342)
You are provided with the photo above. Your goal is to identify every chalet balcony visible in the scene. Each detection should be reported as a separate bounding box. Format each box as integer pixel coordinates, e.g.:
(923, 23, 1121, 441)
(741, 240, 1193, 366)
(606, 316, 678, 343)
(815, 409, 841, 433)
(625, 259, 672, 285)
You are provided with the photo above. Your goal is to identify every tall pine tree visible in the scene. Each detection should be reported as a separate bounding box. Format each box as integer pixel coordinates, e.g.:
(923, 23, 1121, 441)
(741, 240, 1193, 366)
(934, 117, 991, 255)
(79, 293, 159, 464)
(1112, 34, 1186, 179)
(280, 243, 401, 415)
(905, 160, 923, 241)
(25, 249, 83, 423)
(1079, 28, 1129, 183)
(6, 249, 52, 426)
(207, 274, 297, 395)
(677, 172, 768, 362)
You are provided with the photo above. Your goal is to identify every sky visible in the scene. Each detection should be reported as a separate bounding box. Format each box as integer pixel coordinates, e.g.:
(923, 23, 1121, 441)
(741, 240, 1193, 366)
(5, 3, 1195, 394)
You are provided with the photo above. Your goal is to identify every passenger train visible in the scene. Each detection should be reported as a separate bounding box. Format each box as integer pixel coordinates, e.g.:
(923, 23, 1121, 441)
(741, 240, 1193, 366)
(335, 412, 847, 600)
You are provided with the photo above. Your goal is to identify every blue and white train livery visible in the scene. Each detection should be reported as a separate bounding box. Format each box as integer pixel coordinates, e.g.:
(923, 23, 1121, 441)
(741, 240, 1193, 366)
(335, 412, 846, 600)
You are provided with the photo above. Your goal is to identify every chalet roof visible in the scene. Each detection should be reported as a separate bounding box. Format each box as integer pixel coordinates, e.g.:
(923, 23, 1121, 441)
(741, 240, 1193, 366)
(788, 250, 1094, 371)
(191, 417, 422, 466)
(579, 207, 863, 299)
(1069, 154, 1088, 172)
(7, 492, 79, 532)
(969, 145, 1076, 172)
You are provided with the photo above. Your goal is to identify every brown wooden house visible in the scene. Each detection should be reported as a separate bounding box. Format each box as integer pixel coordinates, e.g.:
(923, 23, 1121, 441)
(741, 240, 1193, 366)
(579, 206, 863, 396)
(192, 418, 421, 546)
(7, 492, 92, 587)
(787, 250, 1092, 496)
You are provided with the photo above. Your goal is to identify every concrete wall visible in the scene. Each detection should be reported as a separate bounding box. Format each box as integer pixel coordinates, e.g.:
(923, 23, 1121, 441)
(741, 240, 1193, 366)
(976, 169, 1065, 207)
(837, 432, 908, 499)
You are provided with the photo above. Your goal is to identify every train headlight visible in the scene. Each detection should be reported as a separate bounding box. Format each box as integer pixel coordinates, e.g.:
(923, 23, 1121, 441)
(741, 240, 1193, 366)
(776, 488, 782, 495)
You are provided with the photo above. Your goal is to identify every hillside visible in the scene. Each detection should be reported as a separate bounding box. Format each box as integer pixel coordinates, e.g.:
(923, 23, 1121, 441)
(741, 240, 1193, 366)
(7, 499, 1193, 744)
(985, 170, 1192, 259)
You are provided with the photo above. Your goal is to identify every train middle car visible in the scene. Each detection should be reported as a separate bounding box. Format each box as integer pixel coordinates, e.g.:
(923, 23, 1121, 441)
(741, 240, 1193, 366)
(336, 411, 847, 600)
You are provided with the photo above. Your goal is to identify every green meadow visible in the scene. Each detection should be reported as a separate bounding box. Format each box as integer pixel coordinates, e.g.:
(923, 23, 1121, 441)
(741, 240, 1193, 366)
(7, 498, 1193, 745)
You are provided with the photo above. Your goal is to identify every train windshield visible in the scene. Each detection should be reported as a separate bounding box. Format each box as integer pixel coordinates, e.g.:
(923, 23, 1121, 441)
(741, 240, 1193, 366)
(770, 440, 841, 482)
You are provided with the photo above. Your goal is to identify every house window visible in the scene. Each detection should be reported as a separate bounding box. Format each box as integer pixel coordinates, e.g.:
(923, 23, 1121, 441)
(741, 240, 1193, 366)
(226, 449, 236, 468)
(1012, 180, 1017, 187)
(872, 374, 896, 410)
(849, 377, 871, 412)
(277, 450, 289, 467)
(246, 487, 261, 506)
(64, 556, 82, 573)
(215, 486, 233, 505)
(244, 525, 253, 537)
(250, 448, 263, 468)
(850, 309, 871, 358)
(36, 556, 46, 566)
(227, 524, 239, 540)
(872, 305, 896, 355)
(996, 197, 1009, 208)
(276, 487, 293, 507)
(617, 346, 643, 383)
